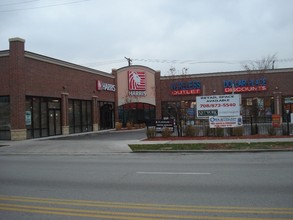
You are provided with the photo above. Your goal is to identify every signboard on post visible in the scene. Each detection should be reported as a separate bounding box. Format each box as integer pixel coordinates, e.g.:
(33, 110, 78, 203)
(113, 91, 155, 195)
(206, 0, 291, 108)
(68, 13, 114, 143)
(196, 94, 241, 118)
(155, 119, 174, 132)
(272, 114, 281, 128)
(209, 116, 243, 128)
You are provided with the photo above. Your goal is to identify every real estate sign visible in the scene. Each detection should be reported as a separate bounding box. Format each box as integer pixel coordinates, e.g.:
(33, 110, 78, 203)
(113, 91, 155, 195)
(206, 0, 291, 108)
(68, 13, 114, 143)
(196, 94, 241, 117)
(209, 116, 243, 128)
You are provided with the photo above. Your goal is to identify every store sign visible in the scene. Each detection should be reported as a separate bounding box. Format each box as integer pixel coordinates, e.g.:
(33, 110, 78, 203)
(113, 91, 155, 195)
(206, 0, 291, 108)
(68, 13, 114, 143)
(224, 78, 267, 93)
(196, 94, 241, 117)
(128, 71, 146, 96)
(209, 116, 243, 128)
(96, 80, 116, 92)
(272, 114, 281, 128)
(170, 80, 201, 96)
(155, 119, 174, 132)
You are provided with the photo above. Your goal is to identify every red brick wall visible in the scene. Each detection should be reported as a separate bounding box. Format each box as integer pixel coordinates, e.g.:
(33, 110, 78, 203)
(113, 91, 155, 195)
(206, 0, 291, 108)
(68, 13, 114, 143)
(24, 57, 115, 102)
(160, 70, 293, 101)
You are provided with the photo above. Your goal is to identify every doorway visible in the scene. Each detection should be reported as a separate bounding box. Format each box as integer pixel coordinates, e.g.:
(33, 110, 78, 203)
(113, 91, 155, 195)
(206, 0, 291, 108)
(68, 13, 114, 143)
(49, 109, 61, 136)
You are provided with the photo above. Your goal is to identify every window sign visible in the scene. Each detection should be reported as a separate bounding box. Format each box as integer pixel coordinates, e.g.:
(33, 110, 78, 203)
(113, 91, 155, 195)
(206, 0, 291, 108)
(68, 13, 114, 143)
(25, 111, 31, 125)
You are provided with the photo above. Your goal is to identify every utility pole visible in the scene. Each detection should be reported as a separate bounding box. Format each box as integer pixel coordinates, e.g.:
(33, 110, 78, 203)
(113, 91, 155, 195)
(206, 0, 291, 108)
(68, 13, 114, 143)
(124, 57, 132, 66)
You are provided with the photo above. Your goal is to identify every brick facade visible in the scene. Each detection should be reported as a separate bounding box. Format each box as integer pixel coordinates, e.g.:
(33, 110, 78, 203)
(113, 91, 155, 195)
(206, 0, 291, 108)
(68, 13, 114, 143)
(0, 38, 292, 140)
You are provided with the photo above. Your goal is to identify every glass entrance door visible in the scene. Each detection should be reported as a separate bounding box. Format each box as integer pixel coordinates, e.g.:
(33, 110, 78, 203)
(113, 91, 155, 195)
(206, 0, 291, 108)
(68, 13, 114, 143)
(49, 109, 61, 136)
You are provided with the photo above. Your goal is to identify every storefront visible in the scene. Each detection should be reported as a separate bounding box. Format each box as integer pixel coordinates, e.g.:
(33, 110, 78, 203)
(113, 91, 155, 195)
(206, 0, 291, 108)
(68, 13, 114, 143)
(0, 38, 116, 140)
(112, 66, 161, 127)
(0, 37, 292, 140)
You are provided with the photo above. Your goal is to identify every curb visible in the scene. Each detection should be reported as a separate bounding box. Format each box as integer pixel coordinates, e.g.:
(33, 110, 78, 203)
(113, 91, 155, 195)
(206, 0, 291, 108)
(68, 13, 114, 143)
(131, 148, 293, 153)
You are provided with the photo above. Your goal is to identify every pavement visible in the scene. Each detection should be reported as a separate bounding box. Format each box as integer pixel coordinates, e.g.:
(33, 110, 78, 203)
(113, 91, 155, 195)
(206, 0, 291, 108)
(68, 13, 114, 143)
(0, 129, 293, 155)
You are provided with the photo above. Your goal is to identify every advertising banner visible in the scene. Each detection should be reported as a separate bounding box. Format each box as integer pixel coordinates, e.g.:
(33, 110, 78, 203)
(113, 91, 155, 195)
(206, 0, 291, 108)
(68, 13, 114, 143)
(196, 94, 241, 117)
(209, 116, 243, 128)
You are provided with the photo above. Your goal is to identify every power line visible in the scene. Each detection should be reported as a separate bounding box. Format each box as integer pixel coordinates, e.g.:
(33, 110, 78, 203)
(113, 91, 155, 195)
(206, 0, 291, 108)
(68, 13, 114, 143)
(132, 58, 293, 65)
(0, 0, 39, 7)
(0, 0, 90, 12)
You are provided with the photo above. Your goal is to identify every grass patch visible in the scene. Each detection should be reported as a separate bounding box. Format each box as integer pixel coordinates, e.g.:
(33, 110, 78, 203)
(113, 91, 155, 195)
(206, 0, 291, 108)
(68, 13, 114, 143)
(129, 142, 293, 152)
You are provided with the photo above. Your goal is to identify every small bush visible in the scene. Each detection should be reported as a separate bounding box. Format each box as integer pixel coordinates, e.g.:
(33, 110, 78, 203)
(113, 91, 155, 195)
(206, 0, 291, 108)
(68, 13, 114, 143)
(115, 122, 122, 130)
(185, 125, 196, 137)
(268, 127, 277, 136)
(232, 127, 243, 136)
(161, 127, 172, 138)
(126, 122, 133, 130)
(146, 128, 156, 138)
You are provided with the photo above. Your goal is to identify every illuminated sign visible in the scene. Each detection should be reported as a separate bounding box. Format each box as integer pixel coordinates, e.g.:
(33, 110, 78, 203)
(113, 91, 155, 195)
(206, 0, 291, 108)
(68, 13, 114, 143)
(224, 78, 267, 93)
(96, 80, 116, 92)
(128, 71, 146, 96)
(170, 81, 201, 96)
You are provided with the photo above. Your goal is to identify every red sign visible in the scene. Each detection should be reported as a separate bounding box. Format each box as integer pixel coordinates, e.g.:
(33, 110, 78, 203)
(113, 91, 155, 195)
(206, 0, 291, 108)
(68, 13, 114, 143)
(128, 71, 146, 91)
(171, 89, 201, 96)
(272, 114, 281, 128)
(225, 86, 267, 93)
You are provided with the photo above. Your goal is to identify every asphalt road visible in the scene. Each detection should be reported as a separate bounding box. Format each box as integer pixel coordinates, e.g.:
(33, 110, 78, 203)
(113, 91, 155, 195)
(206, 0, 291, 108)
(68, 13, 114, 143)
(1, 152, 293, 219)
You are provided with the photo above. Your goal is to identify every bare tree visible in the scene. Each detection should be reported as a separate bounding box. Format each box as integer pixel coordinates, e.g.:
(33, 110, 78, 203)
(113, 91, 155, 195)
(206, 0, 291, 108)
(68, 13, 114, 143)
(242, 53, 277, 72)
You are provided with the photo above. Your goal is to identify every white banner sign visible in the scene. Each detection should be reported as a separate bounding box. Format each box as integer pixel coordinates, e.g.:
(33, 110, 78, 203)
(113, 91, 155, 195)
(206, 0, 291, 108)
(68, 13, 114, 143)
(196, 94, 241, 117)
(209, 116, 243, 128)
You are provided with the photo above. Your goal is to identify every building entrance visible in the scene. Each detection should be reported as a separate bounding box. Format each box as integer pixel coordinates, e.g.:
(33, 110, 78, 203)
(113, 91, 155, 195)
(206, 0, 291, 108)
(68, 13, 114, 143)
(118, 102, 156, 126)
(49, 109, 61, 136)
(100, 103, 114, 129)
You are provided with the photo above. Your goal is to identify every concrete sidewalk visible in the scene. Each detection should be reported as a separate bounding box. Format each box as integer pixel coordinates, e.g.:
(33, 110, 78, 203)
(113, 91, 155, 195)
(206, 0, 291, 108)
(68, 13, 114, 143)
(0, 130, 136, 155)
(0, 129, 293, 155)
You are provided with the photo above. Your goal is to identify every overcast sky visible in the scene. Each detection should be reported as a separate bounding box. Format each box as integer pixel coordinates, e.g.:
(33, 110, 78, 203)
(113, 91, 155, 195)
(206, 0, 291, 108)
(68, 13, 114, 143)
(1, 0, 293, 75)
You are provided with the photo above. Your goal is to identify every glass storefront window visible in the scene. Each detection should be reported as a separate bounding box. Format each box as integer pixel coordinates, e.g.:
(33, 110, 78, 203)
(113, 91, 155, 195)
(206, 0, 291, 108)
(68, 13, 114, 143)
(69, 99, 93, 133)
(118, 102, 155, 126)
(0, 96, 10, 140)
(26, 96, 60, 139)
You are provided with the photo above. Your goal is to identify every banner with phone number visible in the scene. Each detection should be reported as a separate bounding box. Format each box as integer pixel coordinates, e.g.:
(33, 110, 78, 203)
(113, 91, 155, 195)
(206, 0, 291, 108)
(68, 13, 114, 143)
(196, 94, 241, 117)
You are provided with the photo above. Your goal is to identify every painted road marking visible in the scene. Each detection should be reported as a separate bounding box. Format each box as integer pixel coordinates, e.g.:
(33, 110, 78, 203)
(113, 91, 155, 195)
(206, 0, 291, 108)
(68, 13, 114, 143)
(0, 195, 292, 220)
(136, 171, 211, 175)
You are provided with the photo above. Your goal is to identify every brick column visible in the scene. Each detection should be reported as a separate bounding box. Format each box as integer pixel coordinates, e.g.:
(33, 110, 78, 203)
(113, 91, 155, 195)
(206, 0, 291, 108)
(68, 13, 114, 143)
(92, 96, 99, 131)
(61, 92, 69, 135)
(112, 69, 119, 124)
(155, 70, 162, 119)
(9, 38, 26, 140)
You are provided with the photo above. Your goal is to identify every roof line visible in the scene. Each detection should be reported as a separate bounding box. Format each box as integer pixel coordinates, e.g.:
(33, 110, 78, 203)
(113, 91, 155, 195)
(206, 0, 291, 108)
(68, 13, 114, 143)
(25, 51, 114, 78)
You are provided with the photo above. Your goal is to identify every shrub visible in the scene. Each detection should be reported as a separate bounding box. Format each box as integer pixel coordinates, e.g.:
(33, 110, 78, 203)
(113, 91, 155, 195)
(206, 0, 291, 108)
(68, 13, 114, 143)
(215, 128, 224, 137)
(126, 122, 133, 130)
(232, 127, 243, 136)
(185, 125, 196, 137)
(268, 127, 276, 136)
(115, 122, 122, 130)
(146, 127, 156, 138)
(161, 127, 172, 138)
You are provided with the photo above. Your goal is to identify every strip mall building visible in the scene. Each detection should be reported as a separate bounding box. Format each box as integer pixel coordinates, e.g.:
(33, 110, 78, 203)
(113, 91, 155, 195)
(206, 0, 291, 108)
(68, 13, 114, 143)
(1, 38, 293, 140)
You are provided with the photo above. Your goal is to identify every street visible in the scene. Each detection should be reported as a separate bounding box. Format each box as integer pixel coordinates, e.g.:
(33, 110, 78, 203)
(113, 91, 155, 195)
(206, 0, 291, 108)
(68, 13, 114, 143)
(1, 151, 293, 219)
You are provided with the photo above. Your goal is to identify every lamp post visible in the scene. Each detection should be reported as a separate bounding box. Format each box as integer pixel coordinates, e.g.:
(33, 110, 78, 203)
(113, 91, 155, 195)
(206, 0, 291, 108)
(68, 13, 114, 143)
(286, 109, 290, 135)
